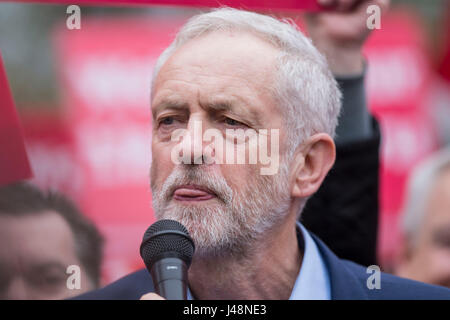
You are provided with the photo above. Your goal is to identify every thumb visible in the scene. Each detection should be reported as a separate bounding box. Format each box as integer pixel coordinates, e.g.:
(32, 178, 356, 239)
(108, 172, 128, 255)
(140, 292, 166, 300)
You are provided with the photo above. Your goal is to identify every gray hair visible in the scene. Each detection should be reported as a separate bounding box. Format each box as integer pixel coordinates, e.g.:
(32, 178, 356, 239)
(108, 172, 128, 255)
(401, 147, 450, 247)
(151, 7, 342, 156)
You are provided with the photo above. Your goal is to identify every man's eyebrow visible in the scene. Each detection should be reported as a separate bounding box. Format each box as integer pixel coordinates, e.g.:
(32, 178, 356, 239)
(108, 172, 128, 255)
(201, 100, 234, 113)
(200, 100, 263, 126)
(152, 100, 189, 119)
(25, 261, 68, 275)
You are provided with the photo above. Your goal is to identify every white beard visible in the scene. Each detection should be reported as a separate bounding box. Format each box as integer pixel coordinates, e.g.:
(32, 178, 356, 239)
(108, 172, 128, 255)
(151, 162, 291, 258)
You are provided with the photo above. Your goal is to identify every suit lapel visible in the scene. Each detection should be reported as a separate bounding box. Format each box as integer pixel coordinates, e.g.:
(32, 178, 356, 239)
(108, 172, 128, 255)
(309, 233, 369, 300)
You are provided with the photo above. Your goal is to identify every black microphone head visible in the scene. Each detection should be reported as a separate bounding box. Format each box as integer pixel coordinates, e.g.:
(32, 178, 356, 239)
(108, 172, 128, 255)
(140, 219, 195, 270)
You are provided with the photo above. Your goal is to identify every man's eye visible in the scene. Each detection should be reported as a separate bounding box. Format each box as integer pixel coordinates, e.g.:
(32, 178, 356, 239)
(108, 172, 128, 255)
(224, 117, 245, 127)
(29, 273, 66, 290)
(160, 117, 174, 126)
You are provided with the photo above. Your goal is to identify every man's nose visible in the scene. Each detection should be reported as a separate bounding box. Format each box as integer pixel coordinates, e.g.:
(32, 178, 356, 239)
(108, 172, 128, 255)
(4, 277, 29, 300)
(179, 118, 215, 165)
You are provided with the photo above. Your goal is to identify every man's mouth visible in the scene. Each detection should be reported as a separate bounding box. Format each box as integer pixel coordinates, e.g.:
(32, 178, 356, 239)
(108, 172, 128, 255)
(173, 185, 216, 202)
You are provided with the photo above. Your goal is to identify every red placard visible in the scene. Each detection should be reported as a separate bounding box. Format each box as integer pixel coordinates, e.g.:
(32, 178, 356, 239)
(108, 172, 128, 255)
(0, 52, 33, 186)
(364, 9, 437, 265)
(10, 0, 323, 11)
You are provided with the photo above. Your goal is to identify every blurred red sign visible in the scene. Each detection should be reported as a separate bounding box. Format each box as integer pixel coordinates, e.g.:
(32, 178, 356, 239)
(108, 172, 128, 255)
(364, 9, 437, 265)
(14, 0, 323, 11)
(0, 52, 33, 186)
(20, 110, 81, 198)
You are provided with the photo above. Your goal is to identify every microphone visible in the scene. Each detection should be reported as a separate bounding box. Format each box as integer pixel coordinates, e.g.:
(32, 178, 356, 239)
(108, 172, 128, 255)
(140, 219, 195, 300)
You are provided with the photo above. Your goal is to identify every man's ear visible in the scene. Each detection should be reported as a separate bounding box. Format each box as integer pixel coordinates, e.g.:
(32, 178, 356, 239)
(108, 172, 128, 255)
(291, 133, 336, 198)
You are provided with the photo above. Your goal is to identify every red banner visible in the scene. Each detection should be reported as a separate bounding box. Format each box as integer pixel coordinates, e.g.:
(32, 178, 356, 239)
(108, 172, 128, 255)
(12, 0, 323, 11)
(364, 9, 437, 265)
(0, 52, 33, 186)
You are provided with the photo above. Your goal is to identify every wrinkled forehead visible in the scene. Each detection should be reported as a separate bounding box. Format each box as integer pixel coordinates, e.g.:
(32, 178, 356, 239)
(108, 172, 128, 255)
(150, 32, 284, 129)
(152, 30, 280, 95)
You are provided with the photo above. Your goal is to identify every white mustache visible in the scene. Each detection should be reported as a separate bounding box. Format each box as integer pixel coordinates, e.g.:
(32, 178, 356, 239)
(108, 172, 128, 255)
(156, 165, 233, 205)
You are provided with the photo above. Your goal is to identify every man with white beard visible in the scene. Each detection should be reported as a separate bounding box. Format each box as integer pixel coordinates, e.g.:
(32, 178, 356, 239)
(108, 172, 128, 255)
(77, 2, 450, 300)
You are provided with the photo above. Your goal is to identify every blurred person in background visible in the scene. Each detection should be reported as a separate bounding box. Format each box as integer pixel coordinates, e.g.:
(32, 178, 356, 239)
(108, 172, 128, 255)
(396, 148, 450, 288)
(0, 182, 103, 299)
(301, 0, 382, 267)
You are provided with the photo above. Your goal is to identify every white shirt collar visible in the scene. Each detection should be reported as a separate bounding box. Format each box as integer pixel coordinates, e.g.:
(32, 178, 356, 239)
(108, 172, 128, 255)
(289, 222, 331, 300)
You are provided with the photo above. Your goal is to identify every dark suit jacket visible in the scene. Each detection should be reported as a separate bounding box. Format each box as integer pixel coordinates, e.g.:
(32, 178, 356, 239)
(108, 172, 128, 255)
(75, 232, 450, 300)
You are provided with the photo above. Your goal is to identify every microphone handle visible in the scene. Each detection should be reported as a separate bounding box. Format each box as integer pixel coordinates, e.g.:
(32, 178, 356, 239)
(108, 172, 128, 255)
(150, 257, 189, 300)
